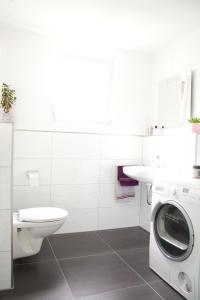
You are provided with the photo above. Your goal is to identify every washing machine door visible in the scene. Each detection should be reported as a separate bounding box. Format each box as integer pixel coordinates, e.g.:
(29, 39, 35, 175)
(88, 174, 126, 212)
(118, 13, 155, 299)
(153, 200, 194, 261)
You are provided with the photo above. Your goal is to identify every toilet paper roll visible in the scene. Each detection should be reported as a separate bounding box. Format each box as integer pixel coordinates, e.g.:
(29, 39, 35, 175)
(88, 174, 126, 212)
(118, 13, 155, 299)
(27, 170, 40, 187)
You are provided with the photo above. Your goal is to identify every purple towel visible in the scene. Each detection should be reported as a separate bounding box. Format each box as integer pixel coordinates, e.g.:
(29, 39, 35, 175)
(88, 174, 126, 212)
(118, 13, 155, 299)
(116, 166, 138, 200)
(117, 166, 138, 186)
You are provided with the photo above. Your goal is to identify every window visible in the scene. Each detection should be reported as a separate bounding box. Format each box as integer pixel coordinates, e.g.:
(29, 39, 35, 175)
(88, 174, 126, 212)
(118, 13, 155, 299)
(53, 54, 113, 124)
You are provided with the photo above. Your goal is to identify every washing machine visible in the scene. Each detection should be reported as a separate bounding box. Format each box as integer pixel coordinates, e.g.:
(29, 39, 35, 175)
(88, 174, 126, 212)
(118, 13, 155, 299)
(150, 178, 200, 300)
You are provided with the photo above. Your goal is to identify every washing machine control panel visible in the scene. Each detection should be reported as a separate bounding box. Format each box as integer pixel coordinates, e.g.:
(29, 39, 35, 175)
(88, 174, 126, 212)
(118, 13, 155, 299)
(153, 180, 200, 201)
(168, 185, 198, 200)
(152, 181, 169, 196)
(179, 186, 200, 200)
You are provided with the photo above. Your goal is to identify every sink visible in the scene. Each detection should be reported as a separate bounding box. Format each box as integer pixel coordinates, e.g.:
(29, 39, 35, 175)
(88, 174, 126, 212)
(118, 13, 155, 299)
(123, 165, 154, 183)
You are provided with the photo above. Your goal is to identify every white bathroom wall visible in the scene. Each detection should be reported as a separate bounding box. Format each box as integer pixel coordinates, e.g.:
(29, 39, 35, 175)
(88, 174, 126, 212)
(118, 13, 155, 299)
(0, 24, 153, 236)
(142, 132, 196, 174)
(0, 123, 12, 290)
(13, 130, 142, 233)
(152, 28, 200, 122)
(0, 24, 153, 135)
(141, 29, 200, 233)
(0, 23, 153, 234)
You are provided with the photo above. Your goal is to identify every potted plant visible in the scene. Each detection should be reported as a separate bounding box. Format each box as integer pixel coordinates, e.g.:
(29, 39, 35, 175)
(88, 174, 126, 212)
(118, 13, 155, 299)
(188, 117, 200, 133)
(0, 82, 16, 122)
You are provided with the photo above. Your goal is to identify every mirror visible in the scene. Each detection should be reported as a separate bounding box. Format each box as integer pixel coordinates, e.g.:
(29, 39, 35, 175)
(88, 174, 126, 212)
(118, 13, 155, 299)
(157, 71, 192, 128)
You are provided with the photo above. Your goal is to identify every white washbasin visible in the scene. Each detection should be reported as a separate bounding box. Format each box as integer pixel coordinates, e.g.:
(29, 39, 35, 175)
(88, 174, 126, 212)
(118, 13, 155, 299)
(123, 165, 154, 183)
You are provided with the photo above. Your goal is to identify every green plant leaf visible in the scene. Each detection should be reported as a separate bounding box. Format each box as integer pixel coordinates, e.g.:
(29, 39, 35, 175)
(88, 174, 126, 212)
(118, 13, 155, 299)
(1, 82, 17, 113)
(188, 117, 200, 123)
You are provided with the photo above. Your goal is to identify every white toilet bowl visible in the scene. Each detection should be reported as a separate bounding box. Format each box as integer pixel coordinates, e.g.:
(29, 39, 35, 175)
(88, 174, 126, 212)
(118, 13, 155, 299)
(13, 207, 68, 259)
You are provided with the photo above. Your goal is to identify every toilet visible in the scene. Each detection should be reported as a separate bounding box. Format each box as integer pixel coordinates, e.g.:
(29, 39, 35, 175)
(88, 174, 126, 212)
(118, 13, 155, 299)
(13, 207, 68, 259)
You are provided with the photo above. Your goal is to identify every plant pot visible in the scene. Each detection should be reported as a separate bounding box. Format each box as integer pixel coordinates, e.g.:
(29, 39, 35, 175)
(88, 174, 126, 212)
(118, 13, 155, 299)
(1, 111, 13, 123)
(192, 123, 200, 134)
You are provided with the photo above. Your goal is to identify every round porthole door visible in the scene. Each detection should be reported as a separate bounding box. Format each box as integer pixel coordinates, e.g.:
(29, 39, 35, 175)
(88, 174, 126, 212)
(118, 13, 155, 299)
(153, 201, 194, 261)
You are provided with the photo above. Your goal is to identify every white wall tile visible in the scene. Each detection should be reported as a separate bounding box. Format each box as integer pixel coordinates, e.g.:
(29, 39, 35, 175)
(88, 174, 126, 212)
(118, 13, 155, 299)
(142, 137, 157, 165)
(98, 206, 140, 230)
(100, 159, 140, 184)
(99, 184, 140, 208)
(0, 168, 11, 209)
(11, 130, 145, 235)
(13, 158, 51, 186)
(0, 210, 11, 251)
(14, 131, 52, 158)
(100, 135, 142, 160)
(0, 124, 12, 291)
(52, 133, 100, 159)
(51, 184, 98, 210)
(0, 252, 12, 290)
(162, 134, 196, 173)
(52, 159, 99, 184)
(196, 134, 200, 165)
(57, 209, 98, 233)
(142, 134, 196, 173)
(13, 186, 50, 211)
(0, 124, 12, 167)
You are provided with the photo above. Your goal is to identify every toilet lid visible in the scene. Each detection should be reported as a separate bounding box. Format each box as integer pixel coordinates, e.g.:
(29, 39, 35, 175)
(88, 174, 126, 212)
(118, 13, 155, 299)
(18, 207, 68, 223)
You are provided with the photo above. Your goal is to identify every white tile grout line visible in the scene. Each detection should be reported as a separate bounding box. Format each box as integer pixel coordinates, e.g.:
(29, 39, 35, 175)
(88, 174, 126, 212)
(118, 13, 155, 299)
(53, 245, 151, 262)
(14, 250, 114, 266)
(95, 231, 165, 300)
(49, 132, 53, 207)
(47, 238, 75, 300)
(78, 280, 164, 300)
(15, 128, 145, 137)
(97, 159, 101, 231)
(14, 245, 153, 266)
(113, 245, 148, 254)
(47, 236, 163, 300)
(78, 282, 150, 299)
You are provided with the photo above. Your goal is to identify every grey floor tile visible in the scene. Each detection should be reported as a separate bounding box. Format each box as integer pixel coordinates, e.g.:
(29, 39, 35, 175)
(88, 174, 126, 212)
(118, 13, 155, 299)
(0, 285, 73, 300)
(10, 261, 73, 299)
(1, 227, 185, 300)
(60, 253, 144, 298)
(98, 227, 149, 251)
(77, 284, 162, 300)
(150, 281, 185, 300)
(49, 231, 112, 259)
(14, 239, 55, 265)
(118, 248, 161, 283)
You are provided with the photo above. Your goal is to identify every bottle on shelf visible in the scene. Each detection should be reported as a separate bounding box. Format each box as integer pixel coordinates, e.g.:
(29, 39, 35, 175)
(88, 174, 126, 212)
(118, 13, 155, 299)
(153, 125, 159, 136)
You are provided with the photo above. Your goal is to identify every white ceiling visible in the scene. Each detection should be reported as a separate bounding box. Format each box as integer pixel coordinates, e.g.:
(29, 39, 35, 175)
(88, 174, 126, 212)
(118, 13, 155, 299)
(0, 0, 200, 52)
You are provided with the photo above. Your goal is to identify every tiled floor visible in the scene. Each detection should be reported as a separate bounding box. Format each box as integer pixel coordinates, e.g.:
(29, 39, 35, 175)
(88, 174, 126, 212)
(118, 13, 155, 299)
(0, 227, 184, 300)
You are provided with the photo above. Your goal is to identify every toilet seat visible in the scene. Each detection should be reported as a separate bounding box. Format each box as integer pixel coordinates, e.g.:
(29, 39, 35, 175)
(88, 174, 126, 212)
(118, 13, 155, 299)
(18, 207, 68, 223)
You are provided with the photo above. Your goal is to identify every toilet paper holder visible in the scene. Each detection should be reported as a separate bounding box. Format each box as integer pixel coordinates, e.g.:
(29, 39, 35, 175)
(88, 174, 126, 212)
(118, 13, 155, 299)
(26, 170, 40, 187)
